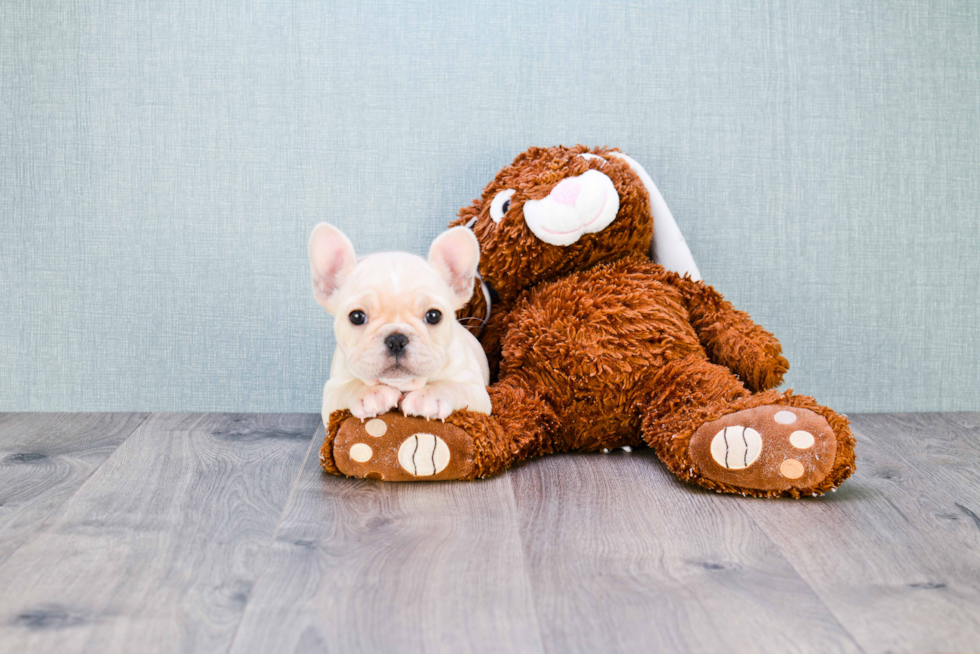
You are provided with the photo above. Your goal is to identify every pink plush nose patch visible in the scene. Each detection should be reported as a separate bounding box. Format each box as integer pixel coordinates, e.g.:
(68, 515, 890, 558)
(550, 177, 582, 207)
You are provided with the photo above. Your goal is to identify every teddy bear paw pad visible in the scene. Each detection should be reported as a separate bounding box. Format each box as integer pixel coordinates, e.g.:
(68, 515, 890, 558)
(689, 406, 837, 493)
(334, 413, 475, 481)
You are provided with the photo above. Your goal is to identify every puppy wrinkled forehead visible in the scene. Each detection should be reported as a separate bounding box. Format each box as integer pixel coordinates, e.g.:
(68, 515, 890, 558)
(345, 252, 451, 307)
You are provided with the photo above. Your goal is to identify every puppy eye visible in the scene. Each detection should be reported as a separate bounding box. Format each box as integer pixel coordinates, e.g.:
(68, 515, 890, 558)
(489, 189, 516, 223)
(424, 309, 442, 325)
(348, 310, 366, 325)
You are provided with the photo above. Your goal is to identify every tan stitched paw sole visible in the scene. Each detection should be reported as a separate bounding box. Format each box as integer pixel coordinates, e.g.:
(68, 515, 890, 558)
(333, 413, 475, 481)
(689, 405, 837, 493)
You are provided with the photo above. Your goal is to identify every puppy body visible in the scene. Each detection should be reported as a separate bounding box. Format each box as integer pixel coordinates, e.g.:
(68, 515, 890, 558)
(310, 227, 491, 425)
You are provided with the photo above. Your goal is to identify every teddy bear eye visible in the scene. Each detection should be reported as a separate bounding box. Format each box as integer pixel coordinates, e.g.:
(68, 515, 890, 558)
(489, 189, 516, 223)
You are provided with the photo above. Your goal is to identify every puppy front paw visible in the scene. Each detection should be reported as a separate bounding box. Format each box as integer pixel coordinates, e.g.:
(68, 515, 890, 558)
(400, 387, 454, 421)
(350, 384, 402, 419)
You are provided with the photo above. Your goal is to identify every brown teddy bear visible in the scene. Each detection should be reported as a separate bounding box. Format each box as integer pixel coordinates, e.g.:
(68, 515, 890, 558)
(320, 145, 856, 498)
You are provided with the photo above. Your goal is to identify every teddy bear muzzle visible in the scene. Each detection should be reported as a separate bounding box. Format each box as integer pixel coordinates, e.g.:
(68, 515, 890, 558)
(522, 169, 620, 246)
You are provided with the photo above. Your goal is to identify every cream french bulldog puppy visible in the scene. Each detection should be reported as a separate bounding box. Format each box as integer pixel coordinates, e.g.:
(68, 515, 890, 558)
(310, 224, 491, 426)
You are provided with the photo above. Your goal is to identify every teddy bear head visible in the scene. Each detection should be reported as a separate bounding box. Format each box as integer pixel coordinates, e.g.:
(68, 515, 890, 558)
(450, 145, 656, 303)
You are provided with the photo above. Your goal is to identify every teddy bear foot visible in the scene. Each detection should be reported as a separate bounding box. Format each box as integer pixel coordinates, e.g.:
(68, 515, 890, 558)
(329, 412, 477, 481)
(687, 405, 838, 495)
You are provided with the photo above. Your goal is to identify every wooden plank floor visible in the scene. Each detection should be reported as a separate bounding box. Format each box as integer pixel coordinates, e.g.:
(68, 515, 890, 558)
(1, 412, 978, 653)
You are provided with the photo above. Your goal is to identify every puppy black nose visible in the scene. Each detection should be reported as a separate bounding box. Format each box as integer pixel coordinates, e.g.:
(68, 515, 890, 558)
(385, 333, 409, 356)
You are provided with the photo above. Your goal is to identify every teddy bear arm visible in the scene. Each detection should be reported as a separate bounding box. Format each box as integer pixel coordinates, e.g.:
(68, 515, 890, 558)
(457, 292, 517, 384)
(677, 278, 789, 392)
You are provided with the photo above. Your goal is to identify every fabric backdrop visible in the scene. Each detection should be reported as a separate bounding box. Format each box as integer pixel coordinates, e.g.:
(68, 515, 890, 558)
(2, 0, 977, 413)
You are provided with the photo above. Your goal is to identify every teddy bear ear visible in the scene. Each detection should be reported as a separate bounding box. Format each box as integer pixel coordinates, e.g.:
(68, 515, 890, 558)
(607, 152, 702, 282)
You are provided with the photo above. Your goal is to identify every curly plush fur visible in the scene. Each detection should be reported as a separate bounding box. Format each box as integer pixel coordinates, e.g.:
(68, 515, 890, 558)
(322, 145, 856, 498)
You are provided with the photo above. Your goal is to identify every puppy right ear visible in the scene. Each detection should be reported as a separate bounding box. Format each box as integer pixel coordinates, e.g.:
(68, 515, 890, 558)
(309, 223, 356, 313)
(428, 226, 481, 310)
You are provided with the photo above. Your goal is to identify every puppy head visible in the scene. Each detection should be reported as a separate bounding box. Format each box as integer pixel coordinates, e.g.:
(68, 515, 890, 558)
(309, 224, 480, 390)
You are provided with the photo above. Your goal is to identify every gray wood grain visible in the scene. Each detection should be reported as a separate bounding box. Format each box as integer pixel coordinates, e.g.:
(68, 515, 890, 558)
(0, 413, 148, 566)
(0, 412, 318, 653)
(857, 412, 980, 498)
(511, 450, 862, 654)
(3, 412, 979, 654)
(229, 424, 545, 654)
(741, 412, 980, 654)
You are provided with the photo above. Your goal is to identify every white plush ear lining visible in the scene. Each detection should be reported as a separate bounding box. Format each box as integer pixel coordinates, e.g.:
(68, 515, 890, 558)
(308, 223, 357, 313)
(428, 226, 481, 310)
(608, 152, 702, 281)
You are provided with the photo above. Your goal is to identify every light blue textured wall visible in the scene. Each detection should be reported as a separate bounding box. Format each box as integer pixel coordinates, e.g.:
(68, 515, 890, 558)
(1, 0, 978, 413)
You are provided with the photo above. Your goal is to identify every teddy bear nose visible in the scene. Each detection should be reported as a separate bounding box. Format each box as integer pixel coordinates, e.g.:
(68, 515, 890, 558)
(550, 177, 582, 207)
(522, 169, 620, 247)
(385, 333, 409, 355)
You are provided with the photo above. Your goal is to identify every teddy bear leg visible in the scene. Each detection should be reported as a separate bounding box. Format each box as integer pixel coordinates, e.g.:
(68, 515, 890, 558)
(321, 377, 560, 481)
(640, 355, 856, 498)
(321, 409, 484, 481)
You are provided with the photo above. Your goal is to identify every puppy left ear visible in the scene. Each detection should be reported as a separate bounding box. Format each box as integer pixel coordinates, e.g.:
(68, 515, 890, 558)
(428, 226, 481, 310)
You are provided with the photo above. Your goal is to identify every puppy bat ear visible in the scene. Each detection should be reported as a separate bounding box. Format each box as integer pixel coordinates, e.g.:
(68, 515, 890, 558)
(428, 226, 481, 310)
(309, 223, 356, 313)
